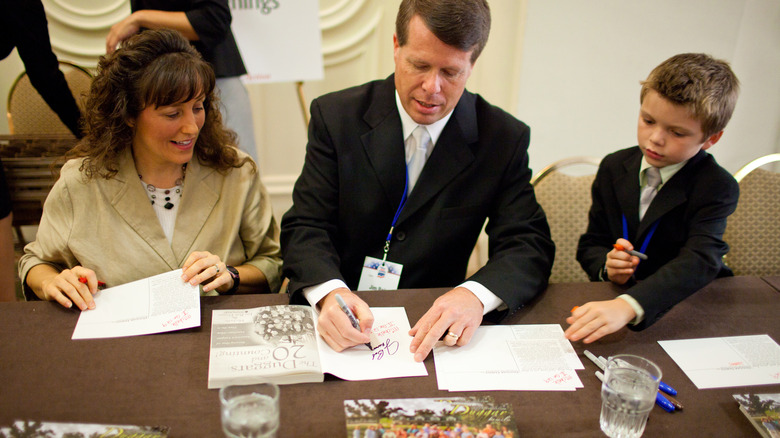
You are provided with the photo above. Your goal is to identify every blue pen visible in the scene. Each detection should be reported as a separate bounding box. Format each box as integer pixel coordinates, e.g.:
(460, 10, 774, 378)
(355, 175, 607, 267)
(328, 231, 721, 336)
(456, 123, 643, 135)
(594, 370, 674, 412)
(658, 380, 677, 396)
(334, 293, 373, 350)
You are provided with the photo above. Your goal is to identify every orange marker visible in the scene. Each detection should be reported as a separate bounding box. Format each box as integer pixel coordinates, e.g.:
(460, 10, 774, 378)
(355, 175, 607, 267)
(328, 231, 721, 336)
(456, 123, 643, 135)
(78, 277, 107, 289)
(613, 243, 648, 260)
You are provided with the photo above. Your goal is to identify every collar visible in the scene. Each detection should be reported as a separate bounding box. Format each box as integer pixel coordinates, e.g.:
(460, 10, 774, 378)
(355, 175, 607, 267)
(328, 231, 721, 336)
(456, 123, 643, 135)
(395, 90, 453, 159)
(639, 156, 687, 189)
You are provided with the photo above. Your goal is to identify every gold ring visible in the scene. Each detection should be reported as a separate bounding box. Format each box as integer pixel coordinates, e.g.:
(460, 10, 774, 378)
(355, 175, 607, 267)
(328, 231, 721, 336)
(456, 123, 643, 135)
(446, 331, 459, 341)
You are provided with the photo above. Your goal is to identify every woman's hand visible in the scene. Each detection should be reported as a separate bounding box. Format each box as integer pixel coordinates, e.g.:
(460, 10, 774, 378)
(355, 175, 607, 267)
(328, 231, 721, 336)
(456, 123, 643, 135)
(182, 251, 234, 293)
(38, 266, 99, 310)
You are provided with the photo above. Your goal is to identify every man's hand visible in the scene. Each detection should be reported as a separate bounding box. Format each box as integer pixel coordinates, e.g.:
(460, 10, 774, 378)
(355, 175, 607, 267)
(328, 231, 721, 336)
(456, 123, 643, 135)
(606, 238, 640, 285)
(408, 287, 483, 362)
(316, 288, 373, 351)
(564, 298, 636, 343)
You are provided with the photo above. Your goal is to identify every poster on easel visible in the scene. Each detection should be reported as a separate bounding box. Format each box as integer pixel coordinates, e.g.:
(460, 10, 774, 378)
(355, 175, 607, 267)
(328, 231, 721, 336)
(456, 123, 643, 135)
(229, 0, 324, 83)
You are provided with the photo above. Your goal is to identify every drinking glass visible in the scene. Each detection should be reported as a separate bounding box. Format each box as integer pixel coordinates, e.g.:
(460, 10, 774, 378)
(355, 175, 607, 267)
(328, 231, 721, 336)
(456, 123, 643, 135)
(219, 382, 280, 438)
(600, 354, 661, 438)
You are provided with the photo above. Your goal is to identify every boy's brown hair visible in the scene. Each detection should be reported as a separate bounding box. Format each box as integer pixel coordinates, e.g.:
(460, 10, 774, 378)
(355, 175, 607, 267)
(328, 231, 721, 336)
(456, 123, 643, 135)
(640, 53, 740, 139)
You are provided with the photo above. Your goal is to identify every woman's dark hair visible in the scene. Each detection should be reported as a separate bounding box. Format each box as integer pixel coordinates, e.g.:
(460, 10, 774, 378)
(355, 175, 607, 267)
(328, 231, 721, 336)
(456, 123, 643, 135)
(67, 28, 252, 179)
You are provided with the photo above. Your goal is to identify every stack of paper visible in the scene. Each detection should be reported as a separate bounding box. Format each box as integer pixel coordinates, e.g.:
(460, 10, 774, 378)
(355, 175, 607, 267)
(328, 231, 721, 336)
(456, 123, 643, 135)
(659, 334, 780, 389)
(433, 324, 584, 391)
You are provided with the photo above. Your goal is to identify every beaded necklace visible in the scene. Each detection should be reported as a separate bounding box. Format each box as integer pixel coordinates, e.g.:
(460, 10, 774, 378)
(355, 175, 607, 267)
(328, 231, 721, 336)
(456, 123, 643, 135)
(138, 163, 187, 210)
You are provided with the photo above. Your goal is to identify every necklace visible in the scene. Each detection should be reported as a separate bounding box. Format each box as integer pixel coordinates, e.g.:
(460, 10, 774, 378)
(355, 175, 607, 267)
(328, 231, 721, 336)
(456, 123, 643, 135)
(139, 163, 187, 210)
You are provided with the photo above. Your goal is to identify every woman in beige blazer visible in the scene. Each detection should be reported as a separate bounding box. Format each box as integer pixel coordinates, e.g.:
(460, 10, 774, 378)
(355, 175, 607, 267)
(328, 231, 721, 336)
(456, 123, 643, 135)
(19, 29, 282, 310)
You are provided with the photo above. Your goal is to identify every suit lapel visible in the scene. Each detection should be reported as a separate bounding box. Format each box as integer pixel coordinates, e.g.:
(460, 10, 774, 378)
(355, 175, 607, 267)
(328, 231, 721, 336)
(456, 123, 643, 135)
(111, 148, 178, 268)
(171, 157, 220, 265)
(615, 149, 642, 237)
(361, 80, 406, 209)
(637, 150, 705, 237)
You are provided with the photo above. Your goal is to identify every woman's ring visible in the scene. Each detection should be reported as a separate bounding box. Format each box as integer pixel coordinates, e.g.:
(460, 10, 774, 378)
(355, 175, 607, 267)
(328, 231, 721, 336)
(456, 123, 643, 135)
(214, 264, 220, 274)
(446, 331, 459, 341)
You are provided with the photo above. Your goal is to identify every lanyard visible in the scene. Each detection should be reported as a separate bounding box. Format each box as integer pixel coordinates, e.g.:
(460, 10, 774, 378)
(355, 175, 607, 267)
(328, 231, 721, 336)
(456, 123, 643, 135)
(381, 167, 411, 266)
(622, 214, 659, 256)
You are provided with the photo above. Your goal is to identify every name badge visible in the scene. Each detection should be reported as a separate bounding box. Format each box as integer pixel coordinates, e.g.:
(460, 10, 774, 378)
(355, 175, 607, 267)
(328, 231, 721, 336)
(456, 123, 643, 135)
(357, 256, 403, 291)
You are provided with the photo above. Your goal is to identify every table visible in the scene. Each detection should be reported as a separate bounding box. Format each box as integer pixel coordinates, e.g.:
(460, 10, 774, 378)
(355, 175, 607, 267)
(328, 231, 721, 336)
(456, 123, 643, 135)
(763, 276, 780, 293)
(1, 276, 778, 437)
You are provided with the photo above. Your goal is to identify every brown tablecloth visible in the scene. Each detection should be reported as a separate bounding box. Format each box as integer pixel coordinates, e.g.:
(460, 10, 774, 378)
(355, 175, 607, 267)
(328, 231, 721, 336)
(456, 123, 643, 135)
(1, 276, 778, 437)
(762, 276, 780, 293)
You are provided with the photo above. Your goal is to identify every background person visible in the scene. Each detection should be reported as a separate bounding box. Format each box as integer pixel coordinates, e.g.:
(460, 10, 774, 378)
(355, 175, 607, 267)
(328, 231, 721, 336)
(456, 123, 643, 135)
(20, 29, 282, 310)
(0, 0, 83, 138)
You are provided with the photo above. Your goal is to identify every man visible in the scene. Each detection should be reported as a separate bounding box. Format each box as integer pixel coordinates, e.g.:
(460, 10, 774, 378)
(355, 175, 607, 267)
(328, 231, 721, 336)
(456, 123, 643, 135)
(281, 0, 554, 362)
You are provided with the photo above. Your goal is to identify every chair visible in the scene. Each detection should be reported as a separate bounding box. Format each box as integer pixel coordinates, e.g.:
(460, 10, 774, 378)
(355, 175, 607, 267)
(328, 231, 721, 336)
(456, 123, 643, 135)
(723, 153, 780, 276)
(6, 60, 92, 136)
(0, 135, 77, 249)
(532, 157, 601, 283)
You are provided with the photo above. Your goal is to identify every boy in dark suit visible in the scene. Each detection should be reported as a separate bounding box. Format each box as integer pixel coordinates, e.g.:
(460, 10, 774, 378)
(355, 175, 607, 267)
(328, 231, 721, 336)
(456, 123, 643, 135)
(565, 53, 740, 343)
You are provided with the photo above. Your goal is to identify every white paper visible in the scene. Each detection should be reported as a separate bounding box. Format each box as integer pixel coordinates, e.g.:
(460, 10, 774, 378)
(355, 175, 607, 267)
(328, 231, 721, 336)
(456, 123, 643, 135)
(433, 324, 584, 391)
(230, 0, 324, 83)
(659, 335, 780, 389)
(72, 269, 200, 339)
(317, 307, 428, 381)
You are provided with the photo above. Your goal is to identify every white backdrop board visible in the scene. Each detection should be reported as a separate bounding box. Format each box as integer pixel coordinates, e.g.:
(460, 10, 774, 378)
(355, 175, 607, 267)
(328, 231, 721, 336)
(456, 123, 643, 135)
(230, 0, 323, 83)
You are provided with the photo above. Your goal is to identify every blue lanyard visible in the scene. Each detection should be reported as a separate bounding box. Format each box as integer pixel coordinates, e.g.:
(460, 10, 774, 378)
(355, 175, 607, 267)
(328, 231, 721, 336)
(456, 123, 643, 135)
(381, 167, 411, 265)
(622, 214, 659, 256)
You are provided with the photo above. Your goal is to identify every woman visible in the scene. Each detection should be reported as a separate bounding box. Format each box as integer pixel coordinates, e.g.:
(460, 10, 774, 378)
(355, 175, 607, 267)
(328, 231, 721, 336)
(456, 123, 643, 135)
(19, 28, 282, 310)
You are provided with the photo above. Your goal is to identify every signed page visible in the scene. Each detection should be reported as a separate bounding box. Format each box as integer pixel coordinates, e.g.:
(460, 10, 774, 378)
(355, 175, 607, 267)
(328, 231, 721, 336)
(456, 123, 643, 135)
(433, 324, 583, 391)
(72, 269, 200, 340)
(659, 335, 780, 389)
(317, 307, 428, 381)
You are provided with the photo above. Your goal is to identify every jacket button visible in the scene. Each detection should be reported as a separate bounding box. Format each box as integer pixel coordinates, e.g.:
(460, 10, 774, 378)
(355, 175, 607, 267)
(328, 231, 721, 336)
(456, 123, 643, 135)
(395, 231, 406, 241)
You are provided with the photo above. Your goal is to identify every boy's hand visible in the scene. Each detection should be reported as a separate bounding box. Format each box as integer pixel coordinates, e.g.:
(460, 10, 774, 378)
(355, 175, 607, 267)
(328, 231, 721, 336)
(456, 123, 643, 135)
(606, 238, 640, 284)
(564, 298, 636, 343)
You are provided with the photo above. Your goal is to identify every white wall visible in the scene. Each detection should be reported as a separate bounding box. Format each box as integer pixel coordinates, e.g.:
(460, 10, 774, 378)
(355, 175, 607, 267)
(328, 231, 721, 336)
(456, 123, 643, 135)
(516, 0, 780, 175)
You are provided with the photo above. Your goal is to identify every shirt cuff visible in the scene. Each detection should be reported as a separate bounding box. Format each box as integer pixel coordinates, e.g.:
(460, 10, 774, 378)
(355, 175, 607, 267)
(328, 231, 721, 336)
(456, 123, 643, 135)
(617, 294, 645, 325)
(459, 281, 504, 315)
(302, 279, 349, 308)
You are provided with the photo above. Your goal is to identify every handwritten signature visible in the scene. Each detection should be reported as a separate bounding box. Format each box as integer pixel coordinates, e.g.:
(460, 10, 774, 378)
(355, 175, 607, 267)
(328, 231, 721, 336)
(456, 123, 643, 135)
(162, 310, 191, 328)
(371, 339, 399, 361)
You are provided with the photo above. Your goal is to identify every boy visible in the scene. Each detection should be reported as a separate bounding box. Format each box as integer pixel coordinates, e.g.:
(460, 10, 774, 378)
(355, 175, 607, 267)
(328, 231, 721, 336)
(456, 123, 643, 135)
(565, 53, 740, 343)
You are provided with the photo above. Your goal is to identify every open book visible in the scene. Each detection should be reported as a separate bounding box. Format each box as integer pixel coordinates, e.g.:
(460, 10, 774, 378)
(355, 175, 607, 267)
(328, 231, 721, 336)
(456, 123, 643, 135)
(207, 305, 427, 388)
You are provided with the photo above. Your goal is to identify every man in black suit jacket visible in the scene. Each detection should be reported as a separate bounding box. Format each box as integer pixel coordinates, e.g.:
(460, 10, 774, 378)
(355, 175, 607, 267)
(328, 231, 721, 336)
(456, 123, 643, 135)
(281, 0, 554, 361)
(567, 53, 740, 343)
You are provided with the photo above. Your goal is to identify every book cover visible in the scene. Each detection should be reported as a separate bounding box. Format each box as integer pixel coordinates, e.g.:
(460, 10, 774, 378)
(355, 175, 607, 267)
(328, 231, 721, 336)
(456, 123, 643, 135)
(0, 420, 169, 437)
(733, 393, 780, 438)
(344, 397, 519, 438)
(208, 306, 427, 388)
(208, 305, 322, 388)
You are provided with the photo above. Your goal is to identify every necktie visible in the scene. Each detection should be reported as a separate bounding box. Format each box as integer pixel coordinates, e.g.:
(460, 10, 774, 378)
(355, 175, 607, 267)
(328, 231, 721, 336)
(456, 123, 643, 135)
(406, 125, 430, 192)
(639, 166, 661, 220)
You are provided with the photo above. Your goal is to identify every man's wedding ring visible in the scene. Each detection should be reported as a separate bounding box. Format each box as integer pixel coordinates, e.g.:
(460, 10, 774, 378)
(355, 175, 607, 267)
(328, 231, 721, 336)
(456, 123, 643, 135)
(446, 331, 459, 341)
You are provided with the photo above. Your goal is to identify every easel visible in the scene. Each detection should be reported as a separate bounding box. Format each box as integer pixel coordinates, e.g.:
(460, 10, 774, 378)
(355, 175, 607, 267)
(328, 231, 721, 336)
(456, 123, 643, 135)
(295, 81, 310, 130)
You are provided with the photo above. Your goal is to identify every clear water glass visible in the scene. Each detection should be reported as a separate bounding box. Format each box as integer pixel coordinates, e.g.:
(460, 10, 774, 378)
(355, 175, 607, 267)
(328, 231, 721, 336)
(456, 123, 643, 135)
(220, 382, 280, 438)
(600, 354, 661, 438)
